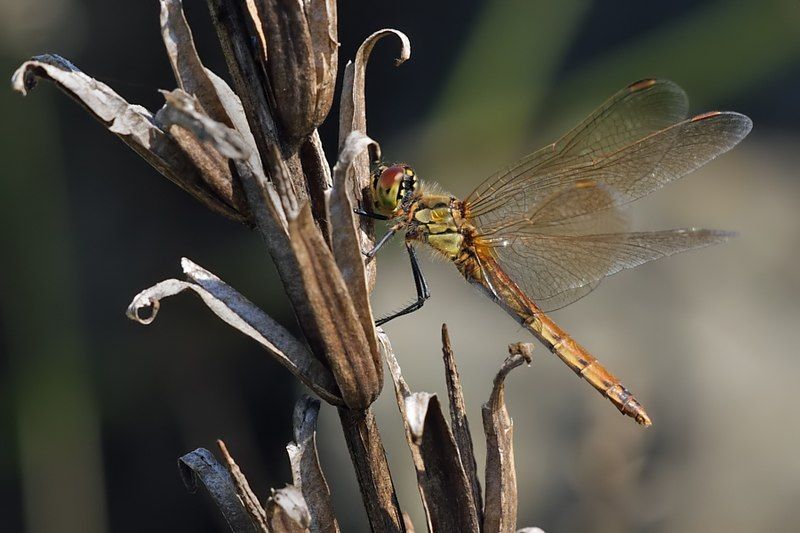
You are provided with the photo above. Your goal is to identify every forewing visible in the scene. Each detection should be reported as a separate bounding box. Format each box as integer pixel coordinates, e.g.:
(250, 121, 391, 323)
(469, 111, 751, 234)
(483, 228, 733, 311)
(467, 79, 689, 224)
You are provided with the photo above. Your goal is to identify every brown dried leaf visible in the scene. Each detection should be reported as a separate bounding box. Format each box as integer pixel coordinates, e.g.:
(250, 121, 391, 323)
(301, 129, 333, 243)
(155, 88, 253, 217)
(11, 54, 245, 223)
(204, 68, 266, 176)
(157, 89, 250, 160)
(337, 29, 411, 290)
(482, 343, 533, 533)
(303, 0, 339, 126)
(288, 205, 381, 409)
(125, 257, 343, 406)
(160, 0, 232, 126)
(217, 440, 269, 532)
(266, 485, 311, 532)
(287, 396, 339, 533)
(178, 448, 259, 533)
(244, 0, 269, 63)
(264, 143, 301, 221)
(161, 0, 267, 190)
(441, 324, 483, 524)
(380, 330, 480, 533)
(329, 130, 380, 365)
(232, 146, 382, 411)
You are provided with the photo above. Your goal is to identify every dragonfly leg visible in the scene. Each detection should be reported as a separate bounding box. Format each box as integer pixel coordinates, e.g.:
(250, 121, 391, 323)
(353, 207, 389, 221)
(375, 241, 431, 326)
(364, 228, 397, 259)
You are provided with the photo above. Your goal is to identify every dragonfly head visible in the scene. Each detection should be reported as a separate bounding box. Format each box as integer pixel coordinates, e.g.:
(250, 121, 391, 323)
(370, 164, 418, 217)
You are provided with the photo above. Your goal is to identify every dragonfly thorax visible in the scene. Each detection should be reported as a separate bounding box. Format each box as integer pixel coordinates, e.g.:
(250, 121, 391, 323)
(406, 194, 466, 259)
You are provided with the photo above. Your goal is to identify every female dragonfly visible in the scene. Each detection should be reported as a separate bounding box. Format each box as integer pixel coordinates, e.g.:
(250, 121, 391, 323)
(358, 79, 751, 426)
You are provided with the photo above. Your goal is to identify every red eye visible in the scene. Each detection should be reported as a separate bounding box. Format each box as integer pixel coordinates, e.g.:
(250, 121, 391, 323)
(379, 165, 405, 189)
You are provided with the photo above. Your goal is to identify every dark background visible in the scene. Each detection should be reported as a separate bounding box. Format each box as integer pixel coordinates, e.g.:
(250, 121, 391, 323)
(2, 1, 799, 532)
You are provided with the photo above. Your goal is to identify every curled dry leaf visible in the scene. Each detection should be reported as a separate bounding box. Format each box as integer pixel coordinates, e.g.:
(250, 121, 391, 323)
(338, 28, 411, 291)
(178, 448, 258, 533)
(11, 54, 246, 223)
(380, 330, 480, 533)
(160, 0, 274, 221)
(125, 257, 343, 406)
(338, 28, 411, 150)
(287, 396, 339, 533)
(156, 88, 252, 216)
(217, 440, 270, 533)
(482, 343, 533, 533)
(267, 485, 311, 533)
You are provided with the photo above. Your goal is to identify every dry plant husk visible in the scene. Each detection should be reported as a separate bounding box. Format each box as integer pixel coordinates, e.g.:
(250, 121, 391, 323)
(12, 0, 547, 531)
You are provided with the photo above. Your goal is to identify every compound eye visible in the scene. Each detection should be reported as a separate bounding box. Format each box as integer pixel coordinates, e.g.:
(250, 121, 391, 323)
(378, 165, 405, 191)
(371, 164, 407, 216)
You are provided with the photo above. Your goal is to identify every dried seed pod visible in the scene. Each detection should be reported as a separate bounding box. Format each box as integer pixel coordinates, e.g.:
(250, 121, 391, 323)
(251, 0, 339, 143)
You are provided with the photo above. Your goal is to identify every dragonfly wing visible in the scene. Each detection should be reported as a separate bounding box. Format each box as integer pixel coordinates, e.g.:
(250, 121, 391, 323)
(481, 227, 734, 312)
(466, 79, 689, 221)
(469, 111, 751, 234)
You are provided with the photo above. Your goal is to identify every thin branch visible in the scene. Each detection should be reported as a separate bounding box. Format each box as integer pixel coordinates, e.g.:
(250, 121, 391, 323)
(217, 440, 270, 532)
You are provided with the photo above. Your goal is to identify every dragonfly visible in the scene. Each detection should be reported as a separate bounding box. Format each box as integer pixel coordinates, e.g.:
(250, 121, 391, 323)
(357, 79, 751, 426)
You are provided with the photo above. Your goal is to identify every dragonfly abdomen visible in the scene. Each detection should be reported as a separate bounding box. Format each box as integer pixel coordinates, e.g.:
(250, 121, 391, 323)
(469, 253, 652, 426)
(525, 313, 652, 426)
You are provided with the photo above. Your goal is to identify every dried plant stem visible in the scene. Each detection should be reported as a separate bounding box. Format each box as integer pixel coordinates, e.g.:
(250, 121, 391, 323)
(337, 409, 405, 533)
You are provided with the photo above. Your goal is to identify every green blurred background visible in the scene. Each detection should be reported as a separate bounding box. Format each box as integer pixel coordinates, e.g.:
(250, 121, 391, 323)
(1, 0, 799, 531)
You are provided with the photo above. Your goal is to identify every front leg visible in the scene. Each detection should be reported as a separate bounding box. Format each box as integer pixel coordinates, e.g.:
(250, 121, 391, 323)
(375, 241, 431, 326)
(364, 227, 398, 260)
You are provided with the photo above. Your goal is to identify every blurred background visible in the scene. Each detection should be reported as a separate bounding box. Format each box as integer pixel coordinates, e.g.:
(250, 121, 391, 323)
(1, 0, 799, 531)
